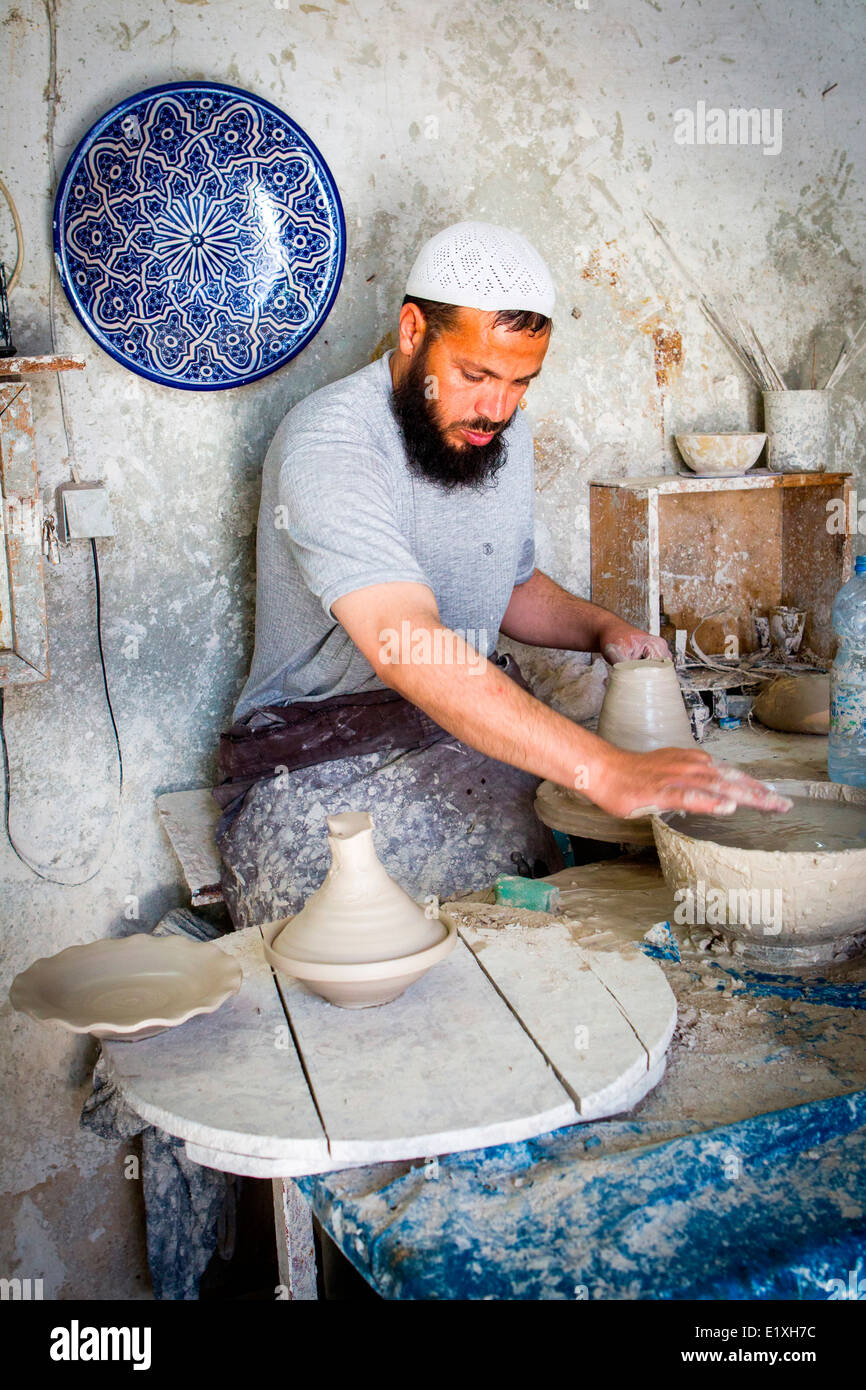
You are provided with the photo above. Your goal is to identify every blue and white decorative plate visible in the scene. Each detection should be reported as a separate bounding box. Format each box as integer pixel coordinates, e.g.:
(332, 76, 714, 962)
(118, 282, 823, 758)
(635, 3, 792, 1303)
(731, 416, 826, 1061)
(53, 82, 346, 390)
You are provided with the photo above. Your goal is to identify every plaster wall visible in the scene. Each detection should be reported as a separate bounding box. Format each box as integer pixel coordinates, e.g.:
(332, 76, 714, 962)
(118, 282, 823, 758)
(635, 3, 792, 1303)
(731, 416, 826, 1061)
(1, 0, 863, 1296)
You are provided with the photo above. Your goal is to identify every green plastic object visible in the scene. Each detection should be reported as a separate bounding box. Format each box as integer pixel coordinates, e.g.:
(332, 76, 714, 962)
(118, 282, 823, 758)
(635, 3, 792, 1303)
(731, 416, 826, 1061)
(493, 875, 561, 912)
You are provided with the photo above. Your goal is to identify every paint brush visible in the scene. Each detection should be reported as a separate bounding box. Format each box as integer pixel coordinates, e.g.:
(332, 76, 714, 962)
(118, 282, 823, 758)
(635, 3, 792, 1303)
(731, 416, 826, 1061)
(644, 211, 786, 390)
(825, 318, 866, 389)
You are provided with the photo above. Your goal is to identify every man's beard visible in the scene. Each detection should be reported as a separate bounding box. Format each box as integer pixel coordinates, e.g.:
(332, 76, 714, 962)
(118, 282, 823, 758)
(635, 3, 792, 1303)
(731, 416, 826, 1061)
(390, 347, 515, 489)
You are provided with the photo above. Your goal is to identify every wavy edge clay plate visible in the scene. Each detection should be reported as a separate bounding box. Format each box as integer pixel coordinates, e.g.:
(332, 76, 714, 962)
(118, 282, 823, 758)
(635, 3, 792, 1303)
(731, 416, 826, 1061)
(10, 934, 243, 1041)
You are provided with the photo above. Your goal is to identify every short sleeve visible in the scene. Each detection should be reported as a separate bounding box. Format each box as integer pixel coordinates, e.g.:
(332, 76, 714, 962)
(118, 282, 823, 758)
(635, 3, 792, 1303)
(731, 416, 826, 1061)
(513, 431, 536, 584)
(515, 534, 535, 585)
(278, 436, 430, 618)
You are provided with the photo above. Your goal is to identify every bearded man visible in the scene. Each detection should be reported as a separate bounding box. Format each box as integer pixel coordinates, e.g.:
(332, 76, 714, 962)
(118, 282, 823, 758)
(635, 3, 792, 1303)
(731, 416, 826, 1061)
(215, 221, 785, 930)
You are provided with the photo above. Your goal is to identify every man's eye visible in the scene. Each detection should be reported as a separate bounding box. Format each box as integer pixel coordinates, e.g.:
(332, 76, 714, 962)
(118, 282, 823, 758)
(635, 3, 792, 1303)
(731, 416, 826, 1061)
(461, 370, 483, 382)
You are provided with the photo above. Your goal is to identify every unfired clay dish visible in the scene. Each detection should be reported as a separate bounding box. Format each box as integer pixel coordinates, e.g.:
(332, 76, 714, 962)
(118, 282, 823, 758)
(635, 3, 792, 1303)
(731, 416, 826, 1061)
(652, 779, 866, 966)
(10, 934, 242, 1041)
(262, 811, 456, 1007)
(675, 432, 766, 476)
(752, 673, 829, 734)
(263, 915, 457, 1009)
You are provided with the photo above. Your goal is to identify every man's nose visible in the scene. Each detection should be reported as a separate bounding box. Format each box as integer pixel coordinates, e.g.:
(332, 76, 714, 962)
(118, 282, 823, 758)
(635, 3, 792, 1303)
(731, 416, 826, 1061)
(474, 382, 511, 423)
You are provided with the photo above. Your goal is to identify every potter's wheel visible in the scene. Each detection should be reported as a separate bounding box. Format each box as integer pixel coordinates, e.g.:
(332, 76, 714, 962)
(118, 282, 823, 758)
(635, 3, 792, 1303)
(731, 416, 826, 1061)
(536, 657, 695, 847)
(535, 779, 655, 847)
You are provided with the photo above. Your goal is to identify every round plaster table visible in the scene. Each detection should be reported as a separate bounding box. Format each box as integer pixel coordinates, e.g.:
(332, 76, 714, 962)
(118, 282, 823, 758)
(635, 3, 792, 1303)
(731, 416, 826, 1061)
(103, 914, 677, 1298)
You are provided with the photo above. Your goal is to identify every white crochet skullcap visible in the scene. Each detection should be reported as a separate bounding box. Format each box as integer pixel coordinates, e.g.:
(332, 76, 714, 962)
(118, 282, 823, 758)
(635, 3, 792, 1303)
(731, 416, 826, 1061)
(405, 221, 555, 318)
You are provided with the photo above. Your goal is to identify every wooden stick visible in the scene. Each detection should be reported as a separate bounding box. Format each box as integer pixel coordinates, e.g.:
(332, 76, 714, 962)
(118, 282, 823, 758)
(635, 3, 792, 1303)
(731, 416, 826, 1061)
(825, 317, 866, 389)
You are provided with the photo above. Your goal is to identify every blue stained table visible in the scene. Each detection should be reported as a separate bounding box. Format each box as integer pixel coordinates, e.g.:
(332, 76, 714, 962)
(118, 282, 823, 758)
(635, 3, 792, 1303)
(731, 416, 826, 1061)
(297, 862, 866, 1300)
(298, 1093, 866, 1301)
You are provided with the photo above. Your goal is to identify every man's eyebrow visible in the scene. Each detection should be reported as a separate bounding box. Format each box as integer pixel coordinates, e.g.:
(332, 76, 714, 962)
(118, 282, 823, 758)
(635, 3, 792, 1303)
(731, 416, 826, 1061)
(454, 357, 542, 382)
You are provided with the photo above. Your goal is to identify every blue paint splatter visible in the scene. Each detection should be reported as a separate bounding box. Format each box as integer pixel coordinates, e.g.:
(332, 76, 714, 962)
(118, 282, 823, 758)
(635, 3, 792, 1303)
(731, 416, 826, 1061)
(708, 962, 866, 1010)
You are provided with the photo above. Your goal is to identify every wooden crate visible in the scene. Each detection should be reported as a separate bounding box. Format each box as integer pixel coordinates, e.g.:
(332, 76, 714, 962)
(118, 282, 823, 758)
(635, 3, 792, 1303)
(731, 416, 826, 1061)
(590, 470, 853, 659)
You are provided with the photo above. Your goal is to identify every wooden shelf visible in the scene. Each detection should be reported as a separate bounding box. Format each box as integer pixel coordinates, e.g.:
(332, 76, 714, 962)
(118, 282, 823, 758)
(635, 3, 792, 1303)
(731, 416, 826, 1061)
(591, 468, 851, 493)
(590, 470, 852, 660)
(0, 354, 85, 377)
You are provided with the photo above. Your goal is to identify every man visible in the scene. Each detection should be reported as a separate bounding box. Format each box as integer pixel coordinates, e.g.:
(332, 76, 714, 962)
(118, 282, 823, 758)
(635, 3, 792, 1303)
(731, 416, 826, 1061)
(215, 221, 787, 930)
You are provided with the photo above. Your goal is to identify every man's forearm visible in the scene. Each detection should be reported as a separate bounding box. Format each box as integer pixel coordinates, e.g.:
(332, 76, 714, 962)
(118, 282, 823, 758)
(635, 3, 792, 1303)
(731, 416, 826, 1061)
(376, 615, 606, 791)
(500, 568, 620, 650)
(331, 582, 787, 819)
(500, 568, 669, 662)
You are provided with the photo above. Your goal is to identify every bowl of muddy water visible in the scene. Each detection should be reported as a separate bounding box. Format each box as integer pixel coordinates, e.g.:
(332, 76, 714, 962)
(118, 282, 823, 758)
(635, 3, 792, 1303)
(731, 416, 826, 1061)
(652, 780, 866, 968)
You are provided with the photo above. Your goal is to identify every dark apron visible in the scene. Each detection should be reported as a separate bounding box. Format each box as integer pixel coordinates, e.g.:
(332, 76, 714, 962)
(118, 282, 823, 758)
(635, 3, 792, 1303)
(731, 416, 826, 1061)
(214, 652, 530, 817)
(212, 654, 555, 931)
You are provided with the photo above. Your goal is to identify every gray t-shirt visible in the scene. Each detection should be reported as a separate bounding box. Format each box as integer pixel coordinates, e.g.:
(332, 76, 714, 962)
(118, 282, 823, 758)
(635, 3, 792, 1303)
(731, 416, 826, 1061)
(234, 350, 536, 719)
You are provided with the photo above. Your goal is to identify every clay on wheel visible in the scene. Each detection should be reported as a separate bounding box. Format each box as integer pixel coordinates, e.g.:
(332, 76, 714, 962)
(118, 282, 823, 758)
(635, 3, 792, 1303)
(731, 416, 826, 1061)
(597, 658, 695, 753)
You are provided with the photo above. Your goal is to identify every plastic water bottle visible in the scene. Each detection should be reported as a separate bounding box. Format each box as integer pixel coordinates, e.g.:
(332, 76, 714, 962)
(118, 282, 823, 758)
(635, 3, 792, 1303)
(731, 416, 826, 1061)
(829, 554, 866, 786)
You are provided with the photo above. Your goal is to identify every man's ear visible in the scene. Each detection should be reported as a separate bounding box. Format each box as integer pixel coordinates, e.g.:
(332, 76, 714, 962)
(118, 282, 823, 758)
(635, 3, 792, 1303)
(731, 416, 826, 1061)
(397, 301, 429, 357)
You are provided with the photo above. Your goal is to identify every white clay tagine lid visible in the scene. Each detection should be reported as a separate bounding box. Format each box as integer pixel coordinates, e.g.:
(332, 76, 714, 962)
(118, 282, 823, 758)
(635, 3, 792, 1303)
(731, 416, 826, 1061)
(275, 811, 448, 966)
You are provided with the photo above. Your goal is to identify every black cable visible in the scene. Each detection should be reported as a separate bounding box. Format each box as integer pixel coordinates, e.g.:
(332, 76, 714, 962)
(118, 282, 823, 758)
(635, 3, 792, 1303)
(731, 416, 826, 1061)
(0, 538, 123, 884)
(91, 537, 123, 794)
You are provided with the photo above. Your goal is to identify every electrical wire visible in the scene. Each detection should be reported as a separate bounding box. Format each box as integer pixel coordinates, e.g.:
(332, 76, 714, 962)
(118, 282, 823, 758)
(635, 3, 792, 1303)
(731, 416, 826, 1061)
(0, 176, 24, 293)
(91, 537, 123, 796)
(0, 1, 123, 883)
(0, 540, 124, 885)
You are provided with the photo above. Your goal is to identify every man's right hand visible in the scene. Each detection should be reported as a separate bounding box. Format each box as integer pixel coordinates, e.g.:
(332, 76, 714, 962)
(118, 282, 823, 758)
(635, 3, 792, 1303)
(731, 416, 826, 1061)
(584, 745, 793, 819)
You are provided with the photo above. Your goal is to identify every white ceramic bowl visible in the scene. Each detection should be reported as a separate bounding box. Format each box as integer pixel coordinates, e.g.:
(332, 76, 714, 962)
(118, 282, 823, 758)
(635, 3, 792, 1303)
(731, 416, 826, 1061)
(675, 432, 766, 476)
(262, 912, 458, 1008)
(10, 934, 243, 1041)
(652, 779, 866, 967)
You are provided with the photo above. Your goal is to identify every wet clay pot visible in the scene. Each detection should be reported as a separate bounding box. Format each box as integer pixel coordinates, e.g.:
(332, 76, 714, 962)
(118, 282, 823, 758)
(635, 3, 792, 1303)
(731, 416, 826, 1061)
(264, 811, 456, 1008)
(597, 658, 695, 754)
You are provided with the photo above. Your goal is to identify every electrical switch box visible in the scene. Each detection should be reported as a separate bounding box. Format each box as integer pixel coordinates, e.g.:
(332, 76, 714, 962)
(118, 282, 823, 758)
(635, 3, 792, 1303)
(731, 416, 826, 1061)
(56, 482, 115, 542)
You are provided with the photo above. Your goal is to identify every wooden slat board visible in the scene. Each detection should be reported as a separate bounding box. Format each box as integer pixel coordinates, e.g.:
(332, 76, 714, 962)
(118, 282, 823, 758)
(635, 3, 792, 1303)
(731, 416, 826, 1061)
(590, 484, 651, 632)
(592, 469, 850, 494)
(271, 936, 578, 1164)
(781, 479, 852, 658)
(0, 354, 85, 376)
(573, 945, 677, 1071)
(454, 913, 676, 1119)
(105, 913, 676, 1177)
(156, 788, 225, 906)
(0, 384, 50, 684)
(103, 929, 329, 1168)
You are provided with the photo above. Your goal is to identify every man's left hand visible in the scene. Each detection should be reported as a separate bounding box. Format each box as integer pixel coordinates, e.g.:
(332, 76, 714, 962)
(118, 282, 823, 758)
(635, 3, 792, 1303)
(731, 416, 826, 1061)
(599, 619, 671, 664)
